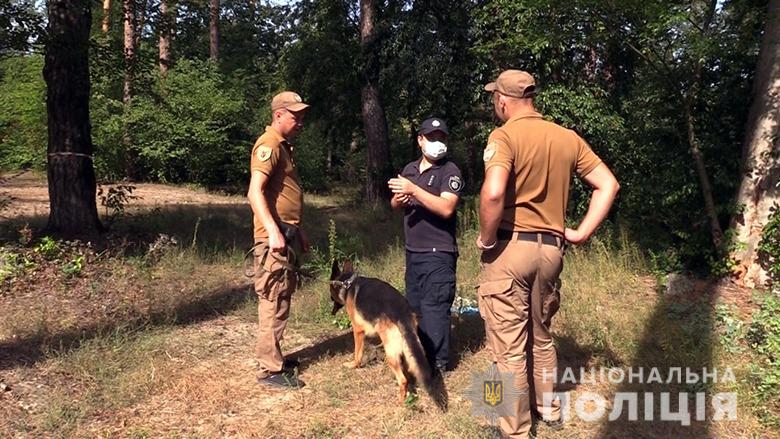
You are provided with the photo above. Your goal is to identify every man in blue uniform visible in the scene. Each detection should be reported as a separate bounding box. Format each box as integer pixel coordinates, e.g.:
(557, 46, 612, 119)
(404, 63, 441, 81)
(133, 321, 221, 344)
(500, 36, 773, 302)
(388, 117, 464, 375)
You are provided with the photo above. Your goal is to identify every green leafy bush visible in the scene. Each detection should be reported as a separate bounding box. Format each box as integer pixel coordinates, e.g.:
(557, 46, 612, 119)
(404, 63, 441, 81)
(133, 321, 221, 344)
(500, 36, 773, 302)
(92, 60, 250, 185)
(758, 203, 780, 286)
(0, 248, 36, 283)
(0, 55, 46, 170)
(34, 236, 61, 260)
(747, 293, 780, 427)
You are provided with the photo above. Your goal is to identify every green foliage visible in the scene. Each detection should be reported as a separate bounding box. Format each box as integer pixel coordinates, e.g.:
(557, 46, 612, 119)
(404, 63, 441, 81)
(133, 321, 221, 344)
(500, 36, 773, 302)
(331, 312, 351, 330)
(283, 0, 361, 190)
(34, 236, 61, 260)
(714, 304, 744, 354)
(746, 292, 780, 427)
(0, 55, 46, 170)
(757, 203, 780, 285)
(536, 83, 627, 218)
(97, 184, 139, 228)
(62, 254, 85, 277)
(92, 60, 249, 185)
(708, 227, 746, 278)
(0, 0, 44, 55)
(327, 219, 346, 264)
(0, 0, 771, 279)
(303, 218, 354, 278)
(0, 248, 36, 283)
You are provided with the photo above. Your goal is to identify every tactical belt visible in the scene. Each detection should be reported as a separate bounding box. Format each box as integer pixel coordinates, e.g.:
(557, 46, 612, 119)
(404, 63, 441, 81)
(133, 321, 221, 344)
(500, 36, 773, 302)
(496, 229, 564, 248)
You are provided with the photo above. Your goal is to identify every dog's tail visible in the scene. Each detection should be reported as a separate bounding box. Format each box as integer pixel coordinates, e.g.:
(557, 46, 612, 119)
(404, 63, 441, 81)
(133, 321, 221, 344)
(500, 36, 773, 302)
(399, 322, 448, 411)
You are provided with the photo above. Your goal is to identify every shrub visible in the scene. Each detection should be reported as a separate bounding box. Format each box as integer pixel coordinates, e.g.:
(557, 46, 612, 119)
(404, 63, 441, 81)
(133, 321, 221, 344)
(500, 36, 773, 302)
(0, 55, 47, 170)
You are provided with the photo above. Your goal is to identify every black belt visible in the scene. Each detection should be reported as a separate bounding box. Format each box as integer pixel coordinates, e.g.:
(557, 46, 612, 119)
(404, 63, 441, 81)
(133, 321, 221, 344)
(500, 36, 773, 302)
(496, 229, 563, 248)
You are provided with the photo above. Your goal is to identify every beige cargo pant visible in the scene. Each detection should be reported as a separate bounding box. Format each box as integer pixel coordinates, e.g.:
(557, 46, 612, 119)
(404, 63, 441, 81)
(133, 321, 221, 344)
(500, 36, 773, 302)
(478, 235, 564, 438)
(254, 241, 301, 378)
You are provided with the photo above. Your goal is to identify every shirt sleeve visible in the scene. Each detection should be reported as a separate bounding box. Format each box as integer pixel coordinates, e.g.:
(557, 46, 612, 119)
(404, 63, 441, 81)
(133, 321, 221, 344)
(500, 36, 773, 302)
(484, 128, 513, 172)
(574, 134, 602, 177)
(250, 139, 281, 176)
(400, 163, 415, 178)
(440, 163, 464, 195)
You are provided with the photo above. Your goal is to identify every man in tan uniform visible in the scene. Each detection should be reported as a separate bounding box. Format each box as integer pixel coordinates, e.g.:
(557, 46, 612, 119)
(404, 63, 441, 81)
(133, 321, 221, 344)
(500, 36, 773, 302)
(476, 70, 620, 438)
(248, 91, 310, 388)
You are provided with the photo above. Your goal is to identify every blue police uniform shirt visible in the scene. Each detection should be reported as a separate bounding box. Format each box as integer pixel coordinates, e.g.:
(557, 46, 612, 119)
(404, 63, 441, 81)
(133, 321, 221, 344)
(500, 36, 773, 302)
(401, 158, 464, 253)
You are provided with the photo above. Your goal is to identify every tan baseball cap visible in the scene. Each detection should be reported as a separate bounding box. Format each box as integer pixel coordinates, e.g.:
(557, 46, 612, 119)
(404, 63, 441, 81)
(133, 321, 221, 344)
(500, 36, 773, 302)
(484, 70, 536, 98)
(271, 91, 310, 112)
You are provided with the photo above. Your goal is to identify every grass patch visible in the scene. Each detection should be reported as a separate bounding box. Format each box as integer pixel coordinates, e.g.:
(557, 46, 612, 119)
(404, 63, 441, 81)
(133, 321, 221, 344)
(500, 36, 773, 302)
(2, 185, 778, 438)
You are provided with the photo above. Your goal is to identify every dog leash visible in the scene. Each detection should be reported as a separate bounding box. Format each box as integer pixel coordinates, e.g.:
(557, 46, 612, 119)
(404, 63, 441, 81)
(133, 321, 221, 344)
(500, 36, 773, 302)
(243, 242, 314, 279)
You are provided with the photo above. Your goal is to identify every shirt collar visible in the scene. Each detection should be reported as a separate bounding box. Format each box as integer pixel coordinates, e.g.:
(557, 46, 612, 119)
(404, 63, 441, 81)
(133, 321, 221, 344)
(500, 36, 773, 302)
(414, 157, 446, 173)
(264, 125, 288, 145)
(507, 111, 543, 124)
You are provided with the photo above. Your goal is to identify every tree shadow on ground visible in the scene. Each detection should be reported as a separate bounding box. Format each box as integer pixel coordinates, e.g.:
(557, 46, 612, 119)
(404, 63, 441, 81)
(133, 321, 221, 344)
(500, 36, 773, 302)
(0, 282, 254, 369)
(1, 198, 404, 259)
(593, 282, 718, 438)
(0, 199, 405, 369)
(449, 312, 486, 371)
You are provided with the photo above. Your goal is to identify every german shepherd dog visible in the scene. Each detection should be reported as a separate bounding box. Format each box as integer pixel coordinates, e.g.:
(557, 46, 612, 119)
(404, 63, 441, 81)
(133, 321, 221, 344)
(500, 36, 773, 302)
(330, 260, 446, 409)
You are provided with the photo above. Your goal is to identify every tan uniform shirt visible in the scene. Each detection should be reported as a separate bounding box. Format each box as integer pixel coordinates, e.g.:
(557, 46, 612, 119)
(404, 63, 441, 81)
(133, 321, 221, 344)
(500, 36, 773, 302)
(250, 126, 303, 240)
(484, 111, 602, 235)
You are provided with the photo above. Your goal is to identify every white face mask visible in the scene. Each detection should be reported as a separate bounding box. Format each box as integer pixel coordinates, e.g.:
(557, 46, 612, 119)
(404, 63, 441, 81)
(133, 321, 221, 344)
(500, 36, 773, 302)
(423, 140, 447, 161)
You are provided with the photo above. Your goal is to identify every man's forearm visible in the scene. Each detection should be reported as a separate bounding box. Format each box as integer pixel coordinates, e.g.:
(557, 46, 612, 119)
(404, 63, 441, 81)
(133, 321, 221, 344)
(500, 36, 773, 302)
(479, 196, 503, 244)
(412, 186, 456, 219)
(576, 185, 618, 240)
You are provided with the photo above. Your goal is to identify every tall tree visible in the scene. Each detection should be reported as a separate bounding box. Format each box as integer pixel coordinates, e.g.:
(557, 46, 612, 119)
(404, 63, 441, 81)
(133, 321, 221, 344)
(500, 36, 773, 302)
(159, 0, 174, 76)
(102, 0, 111, 33)
(731, 0, 780, 287)
(123, 0, 137, 178)
(43, 0, 102, 235)
(683, 0, 724, 250)
(209, 0, 219, 61)
(359, 0, 391, 203)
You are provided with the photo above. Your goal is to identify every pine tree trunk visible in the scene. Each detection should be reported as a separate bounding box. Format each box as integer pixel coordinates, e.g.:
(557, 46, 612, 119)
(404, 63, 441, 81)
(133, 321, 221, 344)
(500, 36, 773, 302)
(731, 0, 780, 287)
(209, 0, 219, 61)
(360, 0, 391, 203)
(159, 0, 173, 77)
(102, 0, 111, 33)
(123, 0, 137, 179)
(44, 0, 103, 237)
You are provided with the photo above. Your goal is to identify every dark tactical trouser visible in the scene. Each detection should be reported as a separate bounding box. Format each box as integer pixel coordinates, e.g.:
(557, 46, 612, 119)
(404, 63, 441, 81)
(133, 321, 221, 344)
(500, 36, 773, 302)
(405, 250, 457, 369)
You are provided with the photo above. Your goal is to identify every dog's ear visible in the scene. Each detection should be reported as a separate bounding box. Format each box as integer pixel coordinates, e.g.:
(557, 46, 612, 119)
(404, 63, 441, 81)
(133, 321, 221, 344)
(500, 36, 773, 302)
(343, 259, 353, 275)
(330, 259, 340, 280)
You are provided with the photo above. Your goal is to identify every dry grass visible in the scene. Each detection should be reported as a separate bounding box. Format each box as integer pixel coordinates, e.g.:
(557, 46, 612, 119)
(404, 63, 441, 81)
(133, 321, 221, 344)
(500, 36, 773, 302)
(1, 179, 777, 438)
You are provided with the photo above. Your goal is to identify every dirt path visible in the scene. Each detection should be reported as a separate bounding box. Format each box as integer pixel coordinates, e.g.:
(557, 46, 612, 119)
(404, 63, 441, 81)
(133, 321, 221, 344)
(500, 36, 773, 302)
(0, 171, 245, 221)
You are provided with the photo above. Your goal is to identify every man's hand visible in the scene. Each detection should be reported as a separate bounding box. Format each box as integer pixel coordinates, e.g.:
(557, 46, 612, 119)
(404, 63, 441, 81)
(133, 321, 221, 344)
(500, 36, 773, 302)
(388, 175, 417, 196)
(299, 228, 310, 253)
(268, 227, 287, 253)
(564, 227, 587, 245)
(392, 192, 413, 206)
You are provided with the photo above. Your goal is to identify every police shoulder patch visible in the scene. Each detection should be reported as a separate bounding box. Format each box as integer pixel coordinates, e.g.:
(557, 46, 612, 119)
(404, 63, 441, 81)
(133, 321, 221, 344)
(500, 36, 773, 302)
(256, 145, 273, 162)
(483, 142, 497, 162)
(448, 175, 463, 192)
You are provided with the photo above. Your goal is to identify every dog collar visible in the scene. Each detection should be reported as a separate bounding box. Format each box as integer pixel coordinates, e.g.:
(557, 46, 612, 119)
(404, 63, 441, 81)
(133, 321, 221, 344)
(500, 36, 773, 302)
(343, 272, 358, 290)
